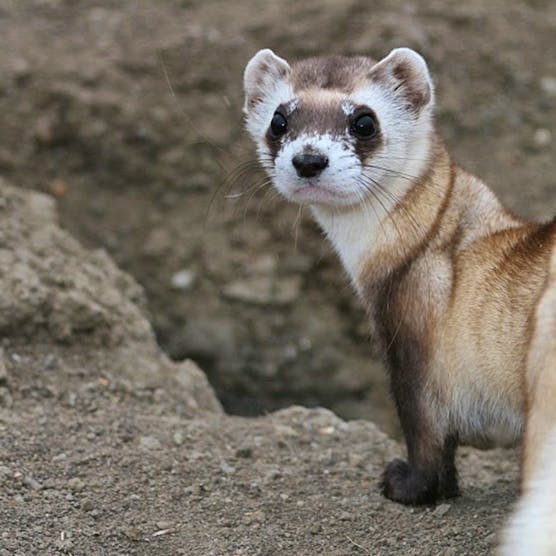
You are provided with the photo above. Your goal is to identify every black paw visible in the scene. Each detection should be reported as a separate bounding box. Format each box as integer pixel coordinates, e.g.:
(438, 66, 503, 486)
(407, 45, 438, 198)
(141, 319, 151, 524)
(379, 458, 440, 505)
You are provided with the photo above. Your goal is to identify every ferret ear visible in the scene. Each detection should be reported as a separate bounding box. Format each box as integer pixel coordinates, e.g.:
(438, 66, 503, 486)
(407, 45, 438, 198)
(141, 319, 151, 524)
(243, 49, 291, 114)
(370, 48, 434, 113)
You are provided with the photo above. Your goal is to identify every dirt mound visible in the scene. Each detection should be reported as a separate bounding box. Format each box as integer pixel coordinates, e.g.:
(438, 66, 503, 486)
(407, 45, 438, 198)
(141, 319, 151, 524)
(0, 178, 220, 416)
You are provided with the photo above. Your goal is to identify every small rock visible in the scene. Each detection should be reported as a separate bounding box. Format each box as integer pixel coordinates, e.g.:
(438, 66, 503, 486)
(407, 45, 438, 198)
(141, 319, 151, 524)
(485, 532, 498, 546)
(173, 432, 184, 446)
(310, 524, 322, 535)
(338, 511, 352, 521)
(170, 269, 196, 291)
(44, 354, 59, 369)
(67, 477, 85, 492)
(220, 461, 236, 475)
(222, 275, 302, 306)
(432, 503, 451, 518)
(235, 446, 253, 458)
(23, 476, 42, 491)
(540, 76, 556, 97)
(243, 510, 265, 525)
(122, 526, 143, 541)
(47, 178, 69, 198)
(143, 228, 173, 257)
(139, 436, 161, 450)
(0, 466, 10, 481)
(156, 521, 172, 530)
(264, 467, 282, 481)
(533, 128, 552, 148)
(81, 499, 94, 512)
(245, 254, 278, 275)
(11, 57, 31, 83)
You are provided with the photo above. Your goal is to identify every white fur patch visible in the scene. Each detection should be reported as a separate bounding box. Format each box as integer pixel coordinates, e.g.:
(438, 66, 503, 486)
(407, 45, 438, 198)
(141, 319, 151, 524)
(273, 133, 361, 204)
(449, 384, 523, 442)
(341, 100, 355, 116)
(245, 79, 295, 149)
(500, 426, 556, 555)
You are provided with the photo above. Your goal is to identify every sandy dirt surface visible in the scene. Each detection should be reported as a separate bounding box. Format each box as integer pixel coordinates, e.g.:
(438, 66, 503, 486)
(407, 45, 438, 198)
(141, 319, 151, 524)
(0, 1, 554, 554)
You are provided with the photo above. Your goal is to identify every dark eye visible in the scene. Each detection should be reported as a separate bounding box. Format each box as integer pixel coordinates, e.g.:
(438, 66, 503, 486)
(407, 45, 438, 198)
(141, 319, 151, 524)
(351, 113, 377, 139)
(270, 111, 288, 138)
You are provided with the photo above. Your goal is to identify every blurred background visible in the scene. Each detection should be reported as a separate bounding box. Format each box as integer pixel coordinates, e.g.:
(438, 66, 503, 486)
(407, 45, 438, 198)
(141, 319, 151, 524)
(1, 0, 554, 437)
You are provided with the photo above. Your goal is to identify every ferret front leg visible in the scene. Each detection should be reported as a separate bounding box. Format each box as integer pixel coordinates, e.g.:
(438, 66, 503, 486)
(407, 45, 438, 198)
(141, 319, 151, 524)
(380, 364, 459, 505)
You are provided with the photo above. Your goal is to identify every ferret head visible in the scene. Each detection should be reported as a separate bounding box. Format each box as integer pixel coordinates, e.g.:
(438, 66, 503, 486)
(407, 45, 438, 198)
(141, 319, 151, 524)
(243, 48, 435, 208)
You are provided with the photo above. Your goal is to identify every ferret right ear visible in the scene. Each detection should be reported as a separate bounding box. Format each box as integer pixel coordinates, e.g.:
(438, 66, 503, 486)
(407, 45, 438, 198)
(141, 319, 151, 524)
(370, 48, 434, 113)
(243, 49, 291, 114)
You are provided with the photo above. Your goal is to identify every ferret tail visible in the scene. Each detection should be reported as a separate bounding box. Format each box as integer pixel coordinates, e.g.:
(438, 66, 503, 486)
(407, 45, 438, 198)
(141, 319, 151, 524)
(499, 249, 556, 555)
(499, 426, 556, 555)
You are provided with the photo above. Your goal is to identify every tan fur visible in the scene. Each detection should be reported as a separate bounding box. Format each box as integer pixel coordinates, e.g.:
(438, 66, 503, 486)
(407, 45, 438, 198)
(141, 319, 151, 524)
(358, 137, 554, 440)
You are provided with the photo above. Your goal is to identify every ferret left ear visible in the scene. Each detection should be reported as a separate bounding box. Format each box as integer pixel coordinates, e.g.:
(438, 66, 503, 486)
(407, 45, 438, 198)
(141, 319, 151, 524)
(243, 49, 291, 114)
(370, 48, 434, 113)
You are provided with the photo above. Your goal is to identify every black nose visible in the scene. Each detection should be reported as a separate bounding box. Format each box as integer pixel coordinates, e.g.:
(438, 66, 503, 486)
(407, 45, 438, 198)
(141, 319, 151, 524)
(292, 154, 329, 178)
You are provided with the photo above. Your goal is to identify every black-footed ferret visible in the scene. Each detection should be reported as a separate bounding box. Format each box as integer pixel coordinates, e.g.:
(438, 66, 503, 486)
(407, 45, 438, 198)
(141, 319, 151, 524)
(242, 47, 556, 554)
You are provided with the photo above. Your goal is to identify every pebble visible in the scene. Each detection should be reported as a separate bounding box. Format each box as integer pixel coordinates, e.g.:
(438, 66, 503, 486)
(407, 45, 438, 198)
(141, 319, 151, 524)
(533, 128, 552, 148)
(235, 446, 253, 458)
(264, 467, 282, 481)
(23, 475, 42, 491)
(432, 503, 451, 518)
(310, 524, 322, 535)
(170, 269, 196, 291)
(173, 431, 184, 446)
(540, 76, 556, 97)
(0, 465, 10, 480)
(484, 532, 498, 546)
(220, 461, 236, 475)
(81, 499, 94, 512)
(338, 511, 353, 521)
(222, 275, 302, 306)
(67, 477, 85, 492)
(139, 435, 161, 450)
(143, 228, 173, 257)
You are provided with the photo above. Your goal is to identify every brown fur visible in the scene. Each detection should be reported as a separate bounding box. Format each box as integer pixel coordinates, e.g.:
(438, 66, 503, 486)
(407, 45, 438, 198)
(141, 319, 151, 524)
(291, 56, 376, 93)
(357, 132, 556, 503)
